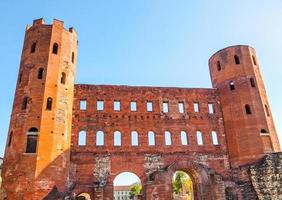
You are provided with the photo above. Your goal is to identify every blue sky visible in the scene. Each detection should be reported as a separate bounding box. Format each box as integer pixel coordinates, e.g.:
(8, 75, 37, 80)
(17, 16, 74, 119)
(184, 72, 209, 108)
(0, 0, 281, 162)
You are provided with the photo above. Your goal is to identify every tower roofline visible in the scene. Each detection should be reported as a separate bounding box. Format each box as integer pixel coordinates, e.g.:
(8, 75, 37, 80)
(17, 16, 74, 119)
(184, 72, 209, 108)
(209, 45, 255, 62)
(25, 18, 77, 34)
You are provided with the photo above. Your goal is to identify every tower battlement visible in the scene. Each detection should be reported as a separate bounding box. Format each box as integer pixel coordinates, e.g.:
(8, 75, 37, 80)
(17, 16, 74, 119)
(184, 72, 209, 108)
(25, 18, 77, 34)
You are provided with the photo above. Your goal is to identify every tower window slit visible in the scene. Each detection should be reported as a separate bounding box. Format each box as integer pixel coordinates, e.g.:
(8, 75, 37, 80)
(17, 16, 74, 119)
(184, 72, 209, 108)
(229, 81, 235, 91)
(61, 72, 66, 84)
(22, 97, 29, 110)
(234, 55, 240, 64)
(245, 104, 252, 115)
(30, 42, 36, 53)
(38, 68, 44, 79)
(46, 97, 53, 110)
(52, 43, 58, 54)
(217, 61, 221, 71)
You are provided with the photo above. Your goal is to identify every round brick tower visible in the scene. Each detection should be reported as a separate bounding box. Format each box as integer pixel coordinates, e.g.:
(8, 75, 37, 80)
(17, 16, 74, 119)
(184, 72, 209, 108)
(209, 45, 280, 168)
(1, 19, 77, 199)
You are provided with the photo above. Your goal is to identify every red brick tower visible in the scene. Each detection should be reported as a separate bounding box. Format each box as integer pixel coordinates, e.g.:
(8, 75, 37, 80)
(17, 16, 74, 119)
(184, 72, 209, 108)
(1, 19, 77, 199)
(209, 45, 281, 168)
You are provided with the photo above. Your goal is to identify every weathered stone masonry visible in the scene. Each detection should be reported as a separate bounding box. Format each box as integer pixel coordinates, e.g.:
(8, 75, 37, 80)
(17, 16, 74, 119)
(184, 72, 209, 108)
(1, 19, 281, 200)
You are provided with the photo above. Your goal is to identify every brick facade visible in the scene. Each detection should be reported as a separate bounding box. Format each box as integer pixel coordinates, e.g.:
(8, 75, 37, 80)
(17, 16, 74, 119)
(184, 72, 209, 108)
(1, 19, 281, 200)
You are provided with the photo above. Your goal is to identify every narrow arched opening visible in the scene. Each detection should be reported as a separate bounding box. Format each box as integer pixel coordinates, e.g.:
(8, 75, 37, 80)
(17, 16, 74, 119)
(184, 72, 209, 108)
(250, 77, 256, 88)
(46, 97, 53, 110)
(234, 55, 240, 65)
(245, 104, 252, 115)
(60, 72, 66, 84)
(252, 55, 257, 66)
(217, 61, 221, 71)
(38, 68, 44, 79)
(52, 43, 59, 54)
(78, 130, 87, 146)
(22, 97, 29, 110)
(172, 170, 194, 200)
(26, 127, 38, 153)
(113, 172, 142, 200)
(30, 42, 37, 53)
(72, 52, 75, 63)
(229, 81, 235, 91)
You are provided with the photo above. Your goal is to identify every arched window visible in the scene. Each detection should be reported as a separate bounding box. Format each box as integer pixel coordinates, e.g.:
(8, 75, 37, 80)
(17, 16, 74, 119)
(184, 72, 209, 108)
(265, 104, 270, 116)
(52, 43, 59, 54)
(8, 131, 13, 147)
(30, 42, 37, 53)
(46, 97, 53, 110)
(131, 131, 139, 146)
(38, 68, 44, 79)
(217, 61, 221, 71)
(148, 131, 155, 146)
(250, 78, 256, 87)
(245, 104, 252, 115)
(78, 131, 86, 146)
(22, 97, 29, 110)
(72, 52, 75, 63)
(114, 131, 121, 146)
(96, 131, 104, 146)
(165, 131, 172, 146)
(26, 127, 38, 153)
(211, 131, 219, 145)
(229, 81, 235, 91)
(196, 131, 203, 145)
(60, 72, 66, 84)
(181, 131, 188, 145)
(252, 55, 257, 65)
(234, 55, 240, 64)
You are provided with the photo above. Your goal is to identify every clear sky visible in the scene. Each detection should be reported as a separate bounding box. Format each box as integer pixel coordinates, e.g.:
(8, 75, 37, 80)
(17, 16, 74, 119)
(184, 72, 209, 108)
(0, 0, 281, 160)
(113, 172, 140, 186)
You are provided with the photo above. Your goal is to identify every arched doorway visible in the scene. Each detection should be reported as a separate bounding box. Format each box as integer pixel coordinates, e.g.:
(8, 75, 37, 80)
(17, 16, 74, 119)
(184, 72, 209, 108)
(76, 193, 91, 200)
(113, 172, 142, 200)
(172, 170, 194, 200)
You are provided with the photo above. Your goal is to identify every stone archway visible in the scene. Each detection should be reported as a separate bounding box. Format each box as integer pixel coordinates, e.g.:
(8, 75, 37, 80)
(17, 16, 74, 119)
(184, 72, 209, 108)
(172, 170, 194, 200)
(144, 160, 214, 200)
(113, 172, 142, 200)
(167, 160, 214, 200)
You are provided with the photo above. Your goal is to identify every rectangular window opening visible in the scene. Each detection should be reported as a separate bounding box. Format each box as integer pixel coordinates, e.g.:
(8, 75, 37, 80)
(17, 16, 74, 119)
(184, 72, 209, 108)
(80, 100, 87, 110)
(97, 100, 104, 111)
(114, 101, 121, 111)
(147, 101, 153, 112)
(163, 101, 169, 113)
(194, 102, 199, 113)
(208, 103, 214, 114)
(178, 102, 185, 113)
(130, 101, 137, 111)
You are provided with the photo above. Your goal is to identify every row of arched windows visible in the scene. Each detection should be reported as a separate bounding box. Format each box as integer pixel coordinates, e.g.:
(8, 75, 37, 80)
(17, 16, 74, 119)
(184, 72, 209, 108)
(77, 130, 219, 147)
(37, 67, 66, 84)
(216, 54, 257, 72)
(18, 68, 67, 86)
(29, 42, 75, 63)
